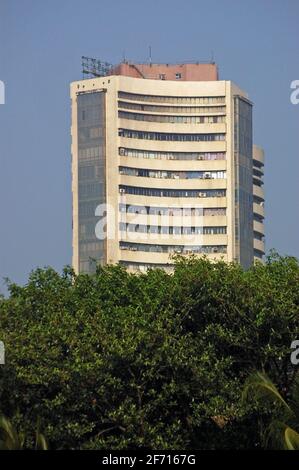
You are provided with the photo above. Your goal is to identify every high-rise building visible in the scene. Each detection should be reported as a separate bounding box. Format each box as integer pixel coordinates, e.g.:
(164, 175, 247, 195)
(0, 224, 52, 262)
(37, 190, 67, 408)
(70, 60, 265, 274)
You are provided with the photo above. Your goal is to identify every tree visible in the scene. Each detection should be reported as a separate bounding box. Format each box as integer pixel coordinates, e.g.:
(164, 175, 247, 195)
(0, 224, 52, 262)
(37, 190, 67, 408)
(0, 253, 298, 449)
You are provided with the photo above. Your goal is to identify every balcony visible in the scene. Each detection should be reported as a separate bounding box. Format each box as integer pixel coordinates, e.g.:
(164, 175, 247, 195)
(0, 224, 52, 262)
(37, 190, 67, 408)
(119, 174, 227, 190)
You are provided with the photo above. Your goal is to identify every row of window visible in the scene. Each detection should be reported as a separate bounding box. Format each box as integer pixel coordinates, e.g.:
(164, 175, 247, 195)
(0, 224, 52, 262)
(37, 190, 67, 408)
(118, 129, 225, 142)
(253, 213, 264, 223)
(79, 182, 104, 198)
(254, 231, 264, 241)
(253, 196, 264, 206)
(119, 148, 226, 161)
(79, 127, 103, 141)
(79, 222, 97, 238)
(79, 146, 101, 160)
(120, 261, 174, 272)
(119, 223, 227, 235)
(78, 202, 227, 219)
(77, 92, 103, 105)
(253, 177, 264, 187)
(119, 242, 227, 254)
(119, 186, 226, 198)
(79, 164, 104, 180)
(253, 168, 263, 177)
(253, 159, 264, 169)
(79, 241, 104, 253)
(119, 203, 226, 216)
(118, 91, 225, 105)
(79, 259, 103, 273)
(118, 101, 226, 115)
(79, 108, 102, 122)
(157, 72, 182, 80)
(119, 166, 226, 180)
(118, 111, 226, 124)
(254, 249, 264, 259)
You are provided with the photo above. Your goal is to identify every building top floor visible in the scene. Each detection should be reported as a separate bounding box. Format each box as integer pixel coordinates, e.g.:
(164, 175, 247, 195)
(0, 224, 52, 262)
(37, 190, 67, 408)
(109, 61, 218, 81)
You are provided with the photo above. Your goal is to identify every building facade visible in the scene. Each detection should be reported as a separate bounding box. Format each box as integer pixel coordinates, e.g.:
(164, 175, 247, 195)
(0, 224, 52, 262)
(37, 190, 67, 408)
(70, 62, 265, 274)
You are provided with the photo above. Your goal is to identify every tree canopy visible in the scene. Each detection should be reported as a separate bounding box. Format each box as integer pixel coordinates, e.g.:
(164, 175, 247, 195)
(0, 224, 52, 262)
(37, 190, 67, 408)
(0, 253, 298, 449)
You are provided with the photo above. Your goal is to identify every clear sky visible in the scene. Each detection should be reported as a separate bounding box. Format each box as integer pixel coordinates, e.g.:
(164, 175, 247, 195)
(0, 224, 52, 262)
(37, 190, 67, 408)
(0, 0, 298, 292)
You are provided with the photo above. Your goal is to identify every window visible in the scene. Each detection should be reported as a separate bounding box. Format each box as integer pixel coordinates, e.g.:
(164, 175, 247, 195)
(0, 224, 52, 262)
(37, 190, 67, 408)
(119, 203, 226, 217)
(119, 242, 227, 254)
(175, 73, 182, 80)
(253, 213, 264, 222)
(254, 249, 264, 259)
(118, 166, 226, 180)
(118, 91, 226, 104)
(120, 261, 174, 271)
(119, 185, 226, 198)
(119, 223, 226, 235)
(253, 177, 263, 187)
(118, 111, 225, 124)
(119, 148, 226, 161)
(118, 129, 225, 142)
(77, 91, 106, 272)
(118, 100, 226, 114)
(90, 127, 101, 138)
(79, 146, 100, 160)
(254, 231, 264, 241)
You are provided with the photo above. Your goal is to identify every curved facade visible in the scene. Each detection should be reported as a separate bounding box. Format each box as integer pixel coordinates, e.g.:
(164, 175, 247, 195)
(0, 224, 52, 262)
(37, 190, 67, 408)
(71, 64, 265, 273)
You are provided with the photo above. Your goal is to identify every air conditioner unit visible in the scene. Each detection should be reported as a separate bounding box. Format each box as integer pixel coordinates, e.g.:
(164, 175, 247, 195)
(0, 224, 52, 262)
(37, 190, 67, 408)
(119, 188, 126, 194)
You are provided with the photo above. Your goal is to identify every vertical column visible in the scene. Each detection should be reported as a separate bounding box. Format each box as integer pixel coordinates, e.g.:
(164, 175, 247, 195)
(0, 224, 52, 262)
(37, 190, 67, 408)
(77, 91, 106, 273)
(234, 96, 254, 269)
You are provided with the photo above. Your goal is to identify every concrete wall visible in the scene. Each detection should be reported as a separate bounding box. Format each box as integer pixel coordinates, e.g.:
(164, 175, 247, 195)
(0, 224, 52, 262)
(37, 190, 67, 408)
(110, 62, 218, 81)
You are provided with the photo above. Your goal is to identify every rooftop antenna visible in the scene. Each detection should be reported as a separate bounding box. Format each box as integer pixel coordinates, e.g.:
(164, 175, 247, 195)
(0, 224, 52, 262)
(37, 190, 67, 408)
(211, 50, 215, 64)
(122, 50, 126, 63)
(149, 46, 152, 65)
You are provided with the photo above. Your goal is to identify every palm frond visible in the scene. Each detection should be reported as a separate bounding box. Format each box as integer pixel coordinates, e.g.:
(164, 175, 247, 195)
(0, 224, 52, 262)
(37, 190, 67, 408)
(0, 415, 48, 450)
(0, 416, 24, 450)
(35, 431, 48, 450)
(243, 371, 291, 413)
(284, 427, 299, 450)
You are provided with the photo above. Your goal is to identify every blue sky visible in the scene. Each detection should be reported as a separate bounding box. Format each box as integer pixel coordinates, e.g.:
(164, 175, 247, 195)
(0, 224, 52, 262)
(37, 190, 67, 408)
(0, 0, 298, 292)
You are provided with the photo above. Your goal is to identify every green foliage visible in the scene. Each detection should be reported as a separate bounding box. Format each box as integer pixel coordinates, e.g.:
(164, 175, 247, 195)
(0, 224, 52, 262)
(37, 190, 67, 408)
(244, 371, 299, 449)
(0, 253, 298, 449)
(285, 427, 299, 450)
(0, 415, 48, 450)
